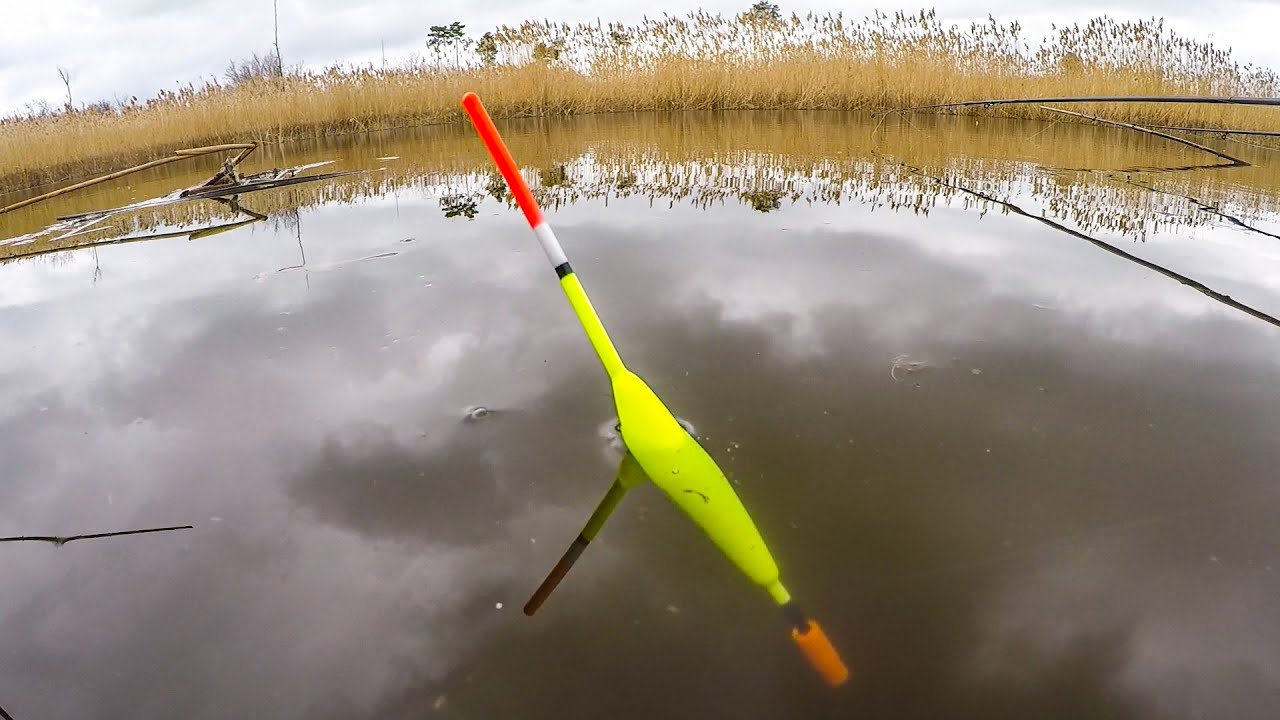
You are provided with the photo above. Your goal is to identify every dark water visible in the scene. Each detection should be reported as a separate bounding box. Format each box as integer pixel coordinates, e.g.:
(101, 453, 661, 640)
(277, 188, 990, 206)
(3, 113, 1280, 719)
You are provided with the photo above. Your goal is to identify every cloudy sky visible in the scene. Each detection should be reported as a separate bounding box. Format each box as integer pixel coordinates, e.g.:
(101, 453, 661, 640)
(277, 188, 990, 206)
(3, 0, 1280, 114)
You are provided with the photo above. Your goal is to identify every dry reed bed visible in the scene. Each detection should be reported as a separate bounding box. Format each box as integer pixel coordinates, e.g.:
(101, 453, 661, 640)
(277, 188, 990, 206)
(3, 12, 1280, 190)
(6, 110, 1279, 263)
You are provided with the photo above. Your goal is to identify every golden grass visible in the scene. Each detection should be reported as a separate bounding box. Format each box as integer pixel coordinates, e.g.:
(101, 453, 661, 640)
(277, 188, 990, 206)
(8, 108, 1280, 263)
(4, 11, 1280, 191)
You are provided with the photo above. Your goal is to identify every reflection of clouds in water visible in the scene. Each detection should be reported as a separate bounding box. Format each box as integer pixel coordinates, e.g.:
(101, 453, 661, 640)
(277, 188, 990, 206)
(566, 208, 1280, 719)
(364, 209, 1280, 718)
(0, 220, 621, 718)
(3, 495, 571, 719)
(746, 197, 1280, 331)
(3, 184, 1280, 718)
(974, 509, 1280, 719)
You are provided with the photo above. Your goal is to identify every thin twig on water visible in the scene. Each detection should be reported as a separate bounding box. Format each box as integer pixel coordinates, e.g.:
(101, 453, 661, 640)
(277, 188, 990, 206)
(0, 524, 194, 546)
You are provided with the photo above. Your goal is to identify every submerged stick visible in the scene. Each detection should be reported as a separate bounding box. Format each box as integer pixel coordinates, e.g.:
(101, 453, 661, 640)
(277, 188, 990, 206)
(0, 144, 257, 216)
(1038, 106, 1248, 167)
(0, 524, 193, 546)
(892, 95, 1280, 115)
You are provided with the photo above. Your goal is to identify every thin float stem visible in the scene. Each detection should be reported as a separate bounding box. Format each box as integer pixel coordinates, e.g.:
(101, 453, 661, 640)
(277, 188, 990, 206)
(461, 92, 626, 379)
(524, 478, 629, 615)
(525, 451, 650, 615)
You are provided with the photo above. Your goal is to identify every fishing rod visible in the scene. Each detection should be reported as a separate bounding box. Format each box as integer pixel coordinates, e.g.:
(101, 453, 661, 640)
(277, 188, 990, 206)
(461, 92, 849, 687)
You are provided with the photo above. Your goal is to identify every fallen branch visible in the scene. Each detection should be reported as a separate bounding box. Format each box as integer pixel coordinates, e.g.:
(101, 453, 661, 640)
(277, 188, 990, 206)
(0, 143, 258, 216)
(48, 166, 359, 223)
(1038, 106, 1248, 167)
(0, 524, 193, 546)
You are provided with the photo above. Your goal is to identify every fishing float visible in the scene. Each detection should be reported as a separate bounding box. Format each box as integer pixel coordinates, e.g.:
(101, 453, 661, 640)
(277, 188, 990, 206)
(460, 92, 849, 687)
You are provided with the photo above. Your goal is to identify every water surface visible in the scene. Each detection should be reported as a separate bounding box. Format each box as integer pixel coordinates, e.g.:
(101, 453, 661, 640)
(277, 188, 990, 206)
(2, 111, 1280, 719)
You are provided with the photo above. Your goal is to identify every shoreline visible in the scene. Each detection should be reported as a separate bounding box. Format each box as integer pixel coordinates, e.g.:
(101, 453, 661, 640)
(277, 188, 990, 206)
(4, 11, 1279, 190)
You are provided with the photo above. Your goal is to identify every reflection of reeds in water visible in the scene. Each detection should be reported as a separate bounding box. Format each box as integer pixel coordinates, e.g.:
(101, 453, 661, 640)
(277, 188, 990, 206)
(5, 111, 1280, 264)
(4, 12, 1280, 188)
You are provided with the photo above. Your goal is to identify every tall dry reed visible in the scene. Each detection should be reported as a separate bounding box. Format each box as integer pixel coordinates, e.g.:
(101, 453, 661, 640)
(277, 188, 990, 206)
(3, 11, 1279, 190)
(8, 109, 1280, 261)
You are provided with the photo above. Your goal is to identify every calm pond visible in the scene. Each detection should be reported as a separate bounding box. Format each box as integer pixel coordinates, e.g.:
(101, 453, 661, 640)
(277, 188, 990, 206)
(2, 111, 1280, 719)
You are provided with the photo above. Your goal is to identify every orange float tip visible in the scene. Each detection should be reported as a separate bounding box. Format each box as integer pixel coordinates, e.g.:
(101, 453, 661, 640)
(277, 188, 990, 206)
(791, 620, 850, 687)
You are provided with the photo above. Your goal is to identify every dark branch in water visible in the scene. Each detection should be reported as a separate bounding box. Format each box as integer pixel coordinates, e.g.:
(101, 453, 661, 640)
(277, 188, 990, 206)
(1126, 179, 1280, 243)
(1038, 106, 1249, 167)
(890, 95, 1280, 115)
(0, 524, 193, 546)
(888, 157, 1280, 332)
(0, 525, 195, 718)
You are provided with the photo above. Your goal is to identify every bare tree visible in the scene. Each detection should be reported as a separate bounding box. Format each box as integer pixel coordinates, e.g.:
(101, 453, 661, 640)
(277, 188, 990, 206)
(57, 66, 72, 111)
(224, 52, 284, 86)
(273, 0, 284, 77)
